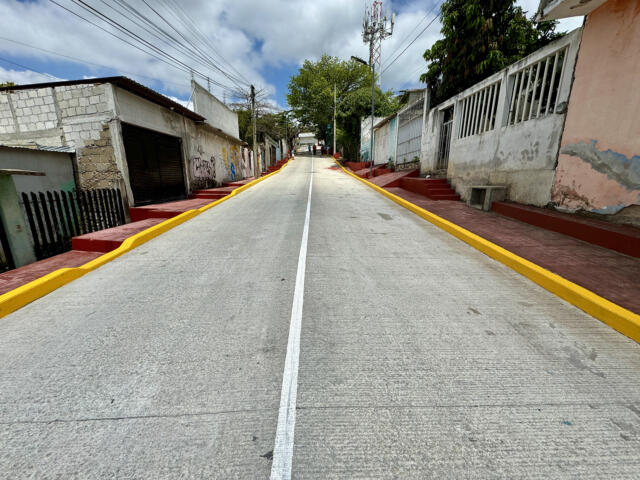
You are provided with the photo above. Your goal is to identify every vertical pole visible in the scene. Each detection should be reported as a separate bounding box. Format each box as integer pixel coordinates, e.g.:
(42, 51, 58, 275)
(333, 83, 337, 156)
(369, 61, 375, 178)
(251, 85, 259, 176)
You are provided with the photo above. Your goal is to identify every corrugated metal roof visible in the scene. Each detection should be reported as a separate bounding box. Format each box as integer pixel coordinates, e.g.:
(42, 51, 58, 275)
(0, 76, 205, 122)
(0, 144, 75, 154)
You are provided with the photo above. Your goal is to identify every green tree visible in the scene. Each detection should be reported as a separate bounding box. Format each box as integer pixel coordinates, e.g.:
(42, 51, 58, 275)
(287, 54, 399, 160)
(0, 81, 16, 88)
(236, 109, 292, 147)
(420, 0, 564, 105)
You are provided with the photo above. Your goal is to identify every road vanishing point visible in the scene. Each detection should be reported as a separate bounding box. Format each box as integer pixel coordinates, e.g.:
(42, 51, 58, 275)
(1, 155, 640, 478)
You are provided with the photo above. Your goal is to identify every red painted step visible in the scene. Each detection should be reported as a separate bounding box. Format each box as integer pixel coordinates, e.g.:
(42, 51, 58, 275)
(189, 192, 229, 200)
(492, 201, 640, 258)
(72, 218, 166, 253)
(399, 177, 460, 201)
(129, 198, 212, 222)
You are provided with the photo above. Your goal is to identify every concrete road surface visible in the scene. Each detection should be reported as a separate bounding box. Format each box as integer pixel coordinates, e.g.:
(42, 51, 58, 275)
(1, 155, 640, 479)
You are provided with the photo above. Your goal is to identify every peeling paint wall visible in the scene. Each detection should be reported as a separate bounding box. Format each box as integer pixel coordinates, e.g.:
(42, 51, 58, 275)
(419, 30, 582, 206)
(552, 0, 640, 223)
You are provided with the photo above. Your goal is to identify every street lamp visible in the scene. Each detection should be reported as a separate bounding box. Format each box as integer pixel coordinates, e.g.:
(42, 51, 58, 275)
(351, 55, 375, 178)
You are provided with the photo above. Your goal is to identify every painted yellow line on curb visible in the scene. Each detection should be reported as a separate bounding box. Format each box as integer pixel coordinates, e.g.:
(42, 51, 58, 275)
(0, 159, 292, 318)
(336, 160, 640, 344)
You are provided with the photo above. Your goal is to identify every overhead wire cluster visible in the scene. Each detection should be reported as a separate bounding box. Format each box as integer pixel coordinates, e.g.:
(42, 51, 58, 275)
(46, 0, 254, 102)
(379, 0, 443, 81)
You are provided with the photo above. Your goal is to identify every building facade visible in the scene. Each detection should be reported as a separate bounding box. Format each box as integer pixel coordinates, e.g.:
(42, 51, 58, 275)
(538, 0, 640, 223)
(0, 77, 250, 207)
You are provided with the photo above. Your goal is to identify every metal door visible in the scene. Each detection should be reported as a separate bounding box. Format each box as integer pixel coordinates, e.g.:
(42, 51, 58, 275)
(436, 107, 454, 171)
(122, 123, 186, 206)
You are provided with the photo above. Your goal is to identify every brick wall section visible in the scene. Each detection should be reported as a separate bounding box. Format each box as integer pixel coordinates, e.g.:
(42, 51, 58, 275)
(76, 125, 122, 189)
(0, 83, 119, 188)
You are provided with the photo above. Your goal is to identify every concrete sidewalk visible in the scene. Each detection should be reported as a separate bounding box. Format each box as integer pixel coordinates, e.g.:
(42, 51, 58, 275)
(1, 156, 639, 478)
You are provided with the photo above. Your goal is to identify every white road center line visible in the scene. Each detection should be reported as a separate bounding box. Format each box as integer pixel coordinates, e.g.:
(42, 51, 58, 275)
(270, 156, 313, 480)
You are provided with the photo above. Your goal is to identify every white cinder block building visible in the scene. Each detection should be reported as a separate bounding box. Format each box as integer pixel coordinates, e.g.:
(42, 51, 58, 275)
(0, 77, 252, 206)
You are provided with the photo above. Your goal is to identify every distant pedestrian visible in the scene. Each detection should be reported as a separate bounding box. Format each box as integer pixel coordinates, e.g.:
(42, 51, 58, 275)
(313, 145, 317, 156)
(308, 145, 311, 154)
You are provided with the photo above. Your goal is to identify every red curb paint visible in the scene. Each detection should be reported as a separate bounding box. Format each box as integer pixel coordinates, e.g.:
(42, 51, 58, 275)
(492, 201, 640, 259)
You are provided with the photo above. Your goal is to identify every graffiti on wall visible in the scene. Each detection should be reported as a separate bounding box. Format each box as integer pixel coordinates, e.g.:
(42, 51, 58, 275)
(192, 156, 217, 182)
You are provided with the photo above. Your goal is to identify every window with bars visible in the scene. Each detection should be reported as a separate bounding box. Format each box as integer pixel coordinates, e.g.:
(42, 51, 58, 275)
(458, 81, 501, 139)
(508, 47, 567, 125)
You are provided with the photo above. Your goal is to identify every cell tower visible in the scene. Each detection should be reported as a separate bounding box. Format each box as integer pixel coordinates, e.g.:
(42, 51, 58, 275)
(362, 0, 394, 79)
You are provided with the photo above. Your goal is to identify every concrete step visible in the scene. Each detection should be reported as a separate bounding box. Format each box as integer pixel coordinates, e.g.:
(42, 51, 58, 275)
(223, 179, 254, 187)
(129, 198, 212, 222)
(194, 187, 235, 194)
(399, 177, 460, 201)
(493, 201, 640, 258)
(189, 192, 229, 199)
(72, 218, 166, 253)
(429, 194, 461, 201)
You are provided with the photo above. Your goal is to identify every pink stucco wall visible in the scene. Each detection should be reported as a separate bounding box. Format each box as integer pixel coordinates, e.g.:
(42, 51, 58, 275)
(552, 0, 640, 216)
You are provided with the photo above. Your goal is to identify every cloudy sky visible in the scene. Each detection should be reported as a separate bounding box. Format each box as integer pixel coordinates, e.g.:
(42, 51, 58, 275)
(0, 0, 583, 109)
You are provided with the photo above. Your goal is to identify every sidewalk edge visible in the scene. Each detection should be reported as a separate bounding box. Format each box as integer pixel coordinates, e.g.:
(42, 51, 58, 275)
(337, 161, 640, 344)
(0, 159, 292, 318)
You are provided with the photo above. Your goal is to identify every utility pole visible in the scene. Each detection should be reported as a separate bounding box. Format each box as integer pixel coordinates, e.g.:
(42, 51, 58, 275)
(207, 77, 211, 93)
(361, 1, 394, 177)
(333, 83, 337, 156)
(251, 85, 259, 177)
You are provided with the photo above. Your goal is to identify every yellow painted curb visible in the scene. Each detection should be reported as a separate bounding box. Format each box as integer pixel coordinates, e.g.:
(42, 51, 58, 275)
(0, 158, 292, 318)
(336, 160, 640, 343)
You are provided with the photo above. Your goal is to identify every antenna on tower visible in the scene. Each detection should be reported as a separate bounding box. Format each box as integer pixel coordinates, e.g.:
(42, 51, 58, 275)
(362, 0, 394, 83)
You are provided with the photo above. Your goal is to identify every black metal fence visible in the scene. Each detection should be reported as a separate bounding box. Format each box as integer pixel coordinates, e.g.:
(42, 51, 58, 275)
(21, 188, 126, 260)
(0, 218, 14, 273)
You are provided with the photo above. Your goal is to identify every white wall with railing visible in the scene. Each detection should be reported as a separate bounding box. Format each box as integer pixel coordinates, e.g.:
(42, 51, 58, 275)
(420, 28, 582, 206)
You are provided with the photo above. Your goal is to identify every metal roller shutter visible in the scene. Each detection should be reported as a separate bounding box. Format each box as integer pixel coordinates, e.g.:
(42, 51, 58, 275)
(122, 123, 186, 206)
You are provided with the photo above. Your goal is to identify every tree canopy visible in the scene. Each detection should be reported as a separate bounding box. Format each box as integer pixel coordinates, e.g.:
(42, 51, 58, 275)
(235, 109, 296, 148)
(420, 0, 564, 105)
(287, 54, 399, 160)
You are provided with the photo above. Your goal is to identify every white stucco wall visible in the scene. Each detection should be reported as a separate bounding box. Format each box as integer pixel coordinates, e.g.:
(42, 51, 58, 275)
(114, 86, 247, 194)
(420, 29, 582, 206)
(192, 80, 239, 139)
(0, 148, 75, 193)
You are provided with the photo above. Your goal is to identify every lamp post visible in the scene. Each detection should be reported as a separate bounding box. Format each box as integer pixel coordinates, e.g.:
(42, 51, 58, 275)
(351, 55, 375, 178)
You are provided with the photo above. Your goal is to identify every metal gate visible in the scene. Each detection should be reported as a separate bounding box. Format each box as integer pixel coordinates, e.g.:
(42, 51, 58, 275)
(0, 216, 14, 273)
(21, 188, 126, 261)
(396, 96, 425, 165)
(122, 123, 186, 206)
(436, 108, 454, 171)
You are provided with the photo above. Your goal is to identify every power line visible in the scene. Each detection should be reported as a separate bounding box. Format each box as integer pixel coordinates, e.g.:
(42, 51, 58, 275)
(0, 56, 60, 80)
(138, 0, 249, 89)
(159, 0, 251, 87)
(380, 0, 442, 75)
(49, 0, 245, 98)
(382, 9, 430, 68)
(0, 36, 191, 91)
(108, 0, 248, 92)
(70, 0, 238, 91)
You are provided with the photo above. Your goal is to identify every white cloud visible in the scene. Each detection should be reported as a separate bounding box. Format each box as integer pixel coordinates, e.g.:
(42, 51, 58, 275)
(0, 0, 586, 105)
(0, 66, 63, 85)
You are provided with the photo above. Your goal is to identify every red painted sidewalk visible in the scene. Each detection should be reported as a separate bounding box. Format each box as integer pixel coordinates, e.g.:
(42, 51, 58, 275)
(0, 251, 103, 295)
